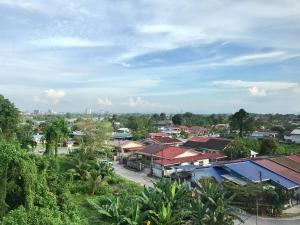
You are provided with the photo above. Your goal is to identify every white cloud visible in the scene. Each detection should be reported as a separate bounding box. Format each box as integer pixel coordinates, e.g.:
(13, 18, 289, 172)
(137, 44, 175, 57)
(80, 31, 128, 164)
(128, 97, 154, 107)
(227, 51, 286, 64)
(97, 97, 112, 106)
(214, 80, 299, 97)
(45, 89, 65, 104)
(0, 0, 43, 11)
(249, 86, 267, 97)
(31, 37, 110, 48)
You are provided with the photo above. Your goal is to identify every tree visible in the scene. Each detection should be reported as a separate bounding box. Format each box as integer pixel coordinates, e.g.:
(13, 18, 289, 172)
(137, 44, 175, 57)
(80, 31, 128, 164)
(224, 137, 260, 160)
(0, 95, 20, 139)
(87, 169, 102, 195)
(44, 119, 68, 156)
(16, 122, 36, 150)
(230, 109, 254, 138)
(76, 120, 113, 155)
(172, 114, 183, 125)
(260, 138, 285, 155)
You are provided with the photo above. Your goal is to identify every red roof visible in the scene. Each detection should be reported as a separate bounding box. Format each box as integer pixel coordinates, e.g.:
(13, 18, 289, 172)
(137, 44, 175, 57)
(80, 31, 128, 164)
(154, 153, 226, 166)
(255, 159, 300, 184)
(288, 155, 300, 163)
(153, 146, 193, 159)
(152, 136, 182, 145)
(176, 125, 189, 130)
(149, 132, 169, 137)
(190, 137, 210, 142)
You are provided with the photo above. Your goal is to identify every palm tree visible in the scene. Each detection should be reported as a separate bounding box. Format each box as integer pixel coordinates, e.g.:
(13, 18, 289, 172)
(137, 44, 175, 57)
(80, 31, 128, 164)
(87, 169, 102, 195)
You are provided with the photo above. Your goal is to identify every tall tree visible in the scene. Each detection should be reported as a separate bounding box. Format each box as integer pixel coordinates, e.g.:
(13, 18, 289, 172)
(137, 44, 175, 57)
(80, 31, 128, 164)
(44, 119, 68, 156)
(0, 95, 20, 139)
(172, 114, 183, 125)
(230, 109, 254, 138)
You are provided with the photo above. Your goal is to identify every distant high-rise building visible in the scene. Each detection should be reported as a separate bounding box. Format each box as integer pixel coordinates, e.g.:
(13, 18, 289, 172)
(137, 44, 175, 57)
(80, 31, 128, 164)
(33, 109, 40, 115)
(48, 109, 54, 114)
(85, 107, 92, 115)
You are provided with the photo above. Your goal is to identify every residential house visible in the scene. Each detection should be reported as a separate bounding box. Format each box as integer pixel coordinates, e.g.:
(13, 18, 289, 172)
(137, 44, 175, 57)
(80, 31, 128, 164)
(113, 140, 145, 162)
(183, 137, 232, 153)
(150, 136, 182, 146)
(251, 131, 278, 140)
(188, 126, 210, 136)
(284, 128, 300, 144)
(190, 159, 300, 191)
(149, 132, 170, 139)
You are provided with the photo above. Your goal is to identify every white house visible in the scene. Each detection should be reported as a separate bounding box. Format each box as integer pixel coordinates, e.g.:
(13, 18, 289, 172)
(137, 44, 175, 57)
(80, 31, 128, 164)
(284, 128, 300, 144)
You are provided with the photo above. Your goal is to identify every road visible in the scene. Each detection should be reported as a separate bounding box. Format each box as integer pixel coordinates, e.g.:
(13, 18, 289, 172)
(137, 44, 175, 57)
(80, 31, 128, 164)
(236, 213, 300, 225)
(113, 162, 156, 187)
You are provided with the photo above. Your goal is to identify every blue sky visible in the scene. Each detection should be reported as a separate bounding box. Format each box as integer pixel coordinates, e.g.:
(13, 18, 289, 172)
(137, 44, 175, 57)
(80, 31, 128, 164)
(0, 0, 300, 114)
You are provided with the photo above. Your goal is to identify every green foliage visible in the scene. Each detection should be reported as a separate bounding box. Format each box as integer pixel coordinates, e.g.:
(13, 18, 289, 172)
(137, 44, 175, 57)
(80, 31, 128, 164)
(16, 122, 36, 150)
(89, 178, 240, 225)
(44, 119, 69, 156)
(172, 114, 183, 125)
(260, 138, 285, 155)
(230, 109, 255, 137)
(224, 137, 260, 159)
(223, 182, 292, 216)
(0, 95, 20, 139)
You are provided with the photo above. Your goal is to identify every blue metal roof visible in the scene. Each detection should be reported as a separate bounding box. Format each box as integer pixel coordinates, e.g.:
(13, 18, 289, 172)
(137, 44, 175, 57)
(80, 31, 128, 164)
(224, 161, 299, 190)
(175, 164, 201, 171)
(192, 166, 228, 182)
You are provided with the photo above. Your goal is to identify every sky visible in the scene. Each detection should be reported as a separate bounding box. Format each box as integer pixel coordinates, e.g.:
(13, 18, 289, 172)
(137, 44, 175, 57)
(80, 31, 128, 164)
(0, 0, 300, 114)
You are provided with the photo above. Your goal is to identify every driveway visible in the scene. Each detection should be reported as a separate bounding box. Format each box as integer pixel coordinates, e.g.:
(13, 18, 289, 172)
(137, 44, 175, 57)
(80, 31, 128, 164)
(113, 162, 156, 187)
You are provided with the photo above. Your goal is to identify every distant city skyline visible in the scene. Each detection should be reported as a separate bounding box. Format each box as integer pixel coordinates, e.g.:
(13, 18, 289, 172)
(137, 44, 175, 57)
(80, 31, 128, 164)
(0, 1, 300, 114)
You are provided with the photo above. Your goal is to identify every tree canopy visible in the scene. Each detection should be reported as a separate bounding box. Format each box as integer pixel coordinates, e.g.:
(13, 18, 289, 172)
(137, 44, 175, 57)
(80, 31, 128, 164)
(229, 109, 255, 137)
(0, 95, 20, 139)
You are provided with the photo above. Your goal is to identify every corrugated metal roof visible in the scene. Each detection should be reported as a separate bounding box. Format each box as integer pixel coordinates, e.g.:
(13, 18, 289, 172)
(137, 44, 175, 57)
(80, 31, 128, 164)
(183, 137, 232, 151)
(154, 153, 226, 166)
(270, 156, 300, 173)
(154, 147, 194, 159)
(192, 167, 227, 182)
(291, 129, 300, 135)
(288, 155, 300, 163)
(255, 159, 300, 184)
(224, 161, 299, 190)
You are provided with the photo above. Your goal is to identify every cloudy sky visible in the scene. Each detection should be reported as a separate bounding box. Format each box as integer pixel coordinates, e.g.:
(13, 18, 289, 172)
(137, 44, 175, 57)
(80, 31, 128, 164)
(0, 0, 300, 114)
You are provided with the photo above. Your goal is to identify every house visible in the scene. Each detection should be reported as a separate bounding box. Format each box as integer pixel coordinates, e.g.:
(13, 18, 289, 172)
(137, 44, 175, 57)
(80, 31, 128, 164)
(188, 126, 210, 136)
(154, 120, 173, 128)
(284, 128, 300, 144)
(112, 140, 145, 162)
(190, 160, 300, 190)
(183, 137, 232, 153)
(112, 128, 133, 140)
(176, 125, 189, 132)
(150, 136, 182, 146)
(149, 132, 170, 139)
(251, 131, 278, 140)
(135, 143, 226, 178)
(153, 152, 226, 178)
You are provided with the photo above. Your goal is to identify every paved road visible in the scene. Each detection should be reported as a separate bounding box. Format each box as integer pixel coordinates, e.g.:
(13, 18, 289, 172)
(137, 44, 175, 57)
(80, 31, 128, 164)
(113, 162, 156, 187)
(236, 213, 300, 225)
